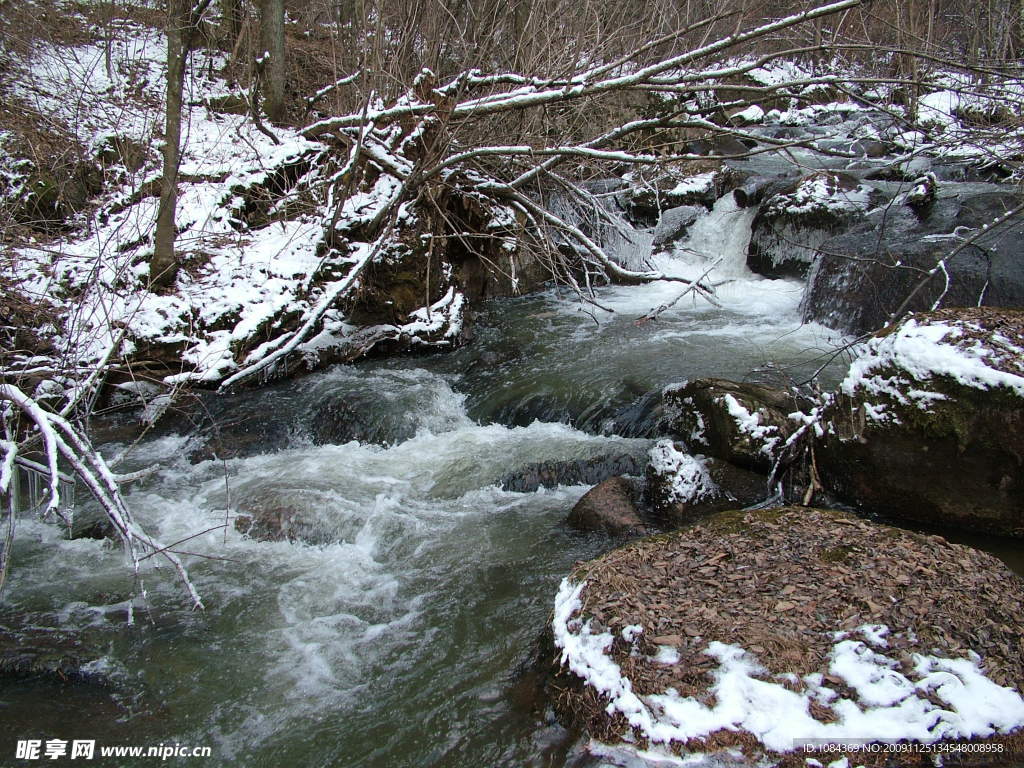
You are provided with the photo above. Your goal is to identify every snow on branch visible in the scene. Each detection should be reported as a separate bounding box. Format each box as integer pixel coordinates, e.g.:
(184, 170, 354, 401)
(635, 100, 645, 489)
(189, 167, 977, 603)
(303, 0, 866, 137)
(0, 384, 204, 609)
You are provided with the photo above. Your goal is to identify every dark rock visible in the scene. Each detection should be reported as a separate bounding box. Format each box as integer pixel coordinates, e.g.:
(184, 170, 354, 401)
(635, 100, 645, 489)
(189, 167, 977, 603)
(500, 453, 646, 493)
(69, 512, 116, 542)
(747, 171, 878, 279)
(802, 188, 1024, 335)
(0, 626, 113, 685)
(814, 308, 1024, 537)
(732, 175, 799, 209)
(566, 476, 648, 536)
(662, 378, 807, 473)
(308, 391, 406, 446)
(644, 440, 768, 526)
(651, 205, 704, 250)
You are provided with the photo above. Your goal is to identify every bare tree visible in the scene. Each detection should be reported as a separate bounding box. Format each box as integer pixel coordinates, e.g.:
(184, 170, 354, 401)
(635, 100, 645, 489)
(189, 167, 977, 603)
(258, 0, 286, 123)
(150, 0, 214, 292)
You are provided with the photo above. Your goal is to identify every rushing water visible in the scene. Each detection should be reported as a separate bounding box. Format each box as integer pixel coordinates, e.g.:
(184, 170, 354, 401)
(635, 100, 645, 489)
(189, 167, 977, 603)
(0, 195, 910, 767)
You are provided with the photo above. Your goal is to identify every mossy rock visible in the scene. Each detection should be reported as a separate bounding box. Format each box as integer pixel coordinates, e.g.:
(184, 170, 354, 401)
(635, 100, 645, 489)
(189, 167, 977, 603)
(661, 378, 807, 473)
(815, 307, 1024, 536)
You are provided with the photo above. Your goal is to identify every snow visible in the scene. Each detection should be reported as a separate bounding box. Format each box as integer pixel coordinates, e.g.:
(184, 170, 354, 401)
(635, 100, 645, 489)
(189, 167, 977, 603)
(917, 90, 960, 129)
(720, 394, 780, 456)
(841, 318, 1024, 420)
(654, 646, 681, 665)
(553, 578, 1024, 758)
(669, 173, 716, 197)
(764, 175, 873, 217)
(648, 440, 717, 505)
(732, 105, 765, 124)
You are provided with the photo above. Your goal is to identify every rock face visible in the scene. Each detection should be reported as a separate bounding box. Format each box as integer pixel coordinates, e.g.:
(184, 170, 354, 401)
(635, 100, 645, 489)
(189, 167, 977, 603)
(814, 307, 1024, 536)
(546, 507, 1024, 764)
(746, 171, 876, 279)
(644, 440, 766, 525)
(662, 378, 805, 473)
(566, 476, 648, 536)
(651, 205, 704, 251)
(802, 188, 1024, 335)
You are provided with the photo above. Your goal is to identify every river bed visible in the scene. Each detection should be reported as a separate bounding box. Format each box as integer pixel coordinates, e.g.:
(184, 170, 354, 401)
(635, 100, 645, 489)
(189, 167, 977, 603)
(1, 197, 1013, 768)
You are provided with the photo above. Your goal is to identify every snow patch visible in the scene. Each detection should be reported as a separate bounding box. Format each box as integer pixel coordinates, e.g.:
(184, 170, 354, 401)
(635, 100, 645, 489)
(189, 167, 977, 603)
(841, 318, 1024, 424)
(648, 440, 717, 505)
(720, 394, 780, 456)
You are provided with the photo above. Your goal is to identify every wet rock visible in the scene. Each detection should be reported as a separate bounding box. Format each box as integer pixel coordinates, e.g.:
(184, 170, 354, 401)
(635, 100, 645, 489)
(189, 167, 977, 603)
(662, 378, 806, 473)
(731, 175, 798, 209)
(651, 205, 704, 251)
(233, 488, 329, 543)
(813, 308, 1024, 537)
(69, 511, 117, 542)
(308, 391, 407, 446)
(0, 626, 114, 685)
(644, 440, 767, 526)
(850, 138, 891, 158)
(500, 453, 646, 493)
(566, 476, 648, 536)
(802, 187, 1024, 335)
(545, 506, 1024, 764)
(746, 171, 878, 279)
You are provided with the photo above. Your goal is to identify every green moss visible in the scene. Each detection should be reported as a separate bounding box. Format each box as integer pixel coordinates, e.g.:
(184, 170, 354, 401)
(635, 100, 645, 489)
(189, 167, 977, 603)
(819, 545, 855, 563)
(699, 506, 792, 534)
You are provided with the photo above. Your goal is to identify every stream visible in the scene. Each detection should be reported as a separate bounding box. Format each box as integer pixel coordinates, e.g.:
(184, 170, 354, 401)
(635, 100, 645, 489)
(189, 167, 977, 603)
(1, 192, 1013, 767)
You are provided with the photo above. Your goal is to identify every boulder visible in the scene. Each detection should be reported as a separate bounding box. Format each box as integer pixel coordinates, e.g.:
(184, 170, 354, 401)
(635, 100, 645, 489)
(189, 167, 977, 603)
(651, 205, 704, 251)
(661, 378, 807, 473)
(545, 506, 1024, 765)
(234, 492, 326, 543)
(500, 452, 646, 493)
(746, 171, 878, 279)
(802, 187, 1024, 335)
(644, 440, 767, 525)
(620, 163, 730, 225)
(814, 307, 1024, 536)
(566, 476, 648, 536)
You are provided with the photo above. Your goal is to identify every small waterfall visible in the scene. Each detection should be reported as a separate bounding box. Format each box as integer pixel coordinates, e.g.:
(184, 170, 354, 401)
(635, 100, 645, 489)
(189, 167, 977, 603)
(661, 193, 758, 280)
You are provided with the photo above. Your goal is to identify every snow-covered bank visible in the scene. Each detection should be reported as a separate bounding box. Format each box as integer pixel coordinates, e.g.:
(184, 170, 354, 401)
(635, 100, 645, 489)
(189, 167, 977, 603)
(546, 507, 1024, 766)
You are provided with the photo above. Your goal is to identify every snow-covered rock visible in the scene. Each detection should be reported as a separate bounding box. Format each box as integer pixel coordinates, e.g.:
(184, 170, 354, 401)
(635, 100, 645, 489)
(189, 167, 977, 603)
(815, 307, 1024, 536)
(661, 379, 806, 473)
(747, 171, 877, 279)
(644, 439, 767, 526)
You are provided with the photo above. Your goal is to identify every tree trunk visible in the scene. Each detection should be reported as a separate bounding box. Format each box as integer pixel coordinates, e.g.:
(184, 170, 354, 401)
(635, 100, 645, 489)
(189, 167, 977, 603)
(151, 0, 188, 292)
(259, 0, 286, 123)
(219, 0, 243, 47)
